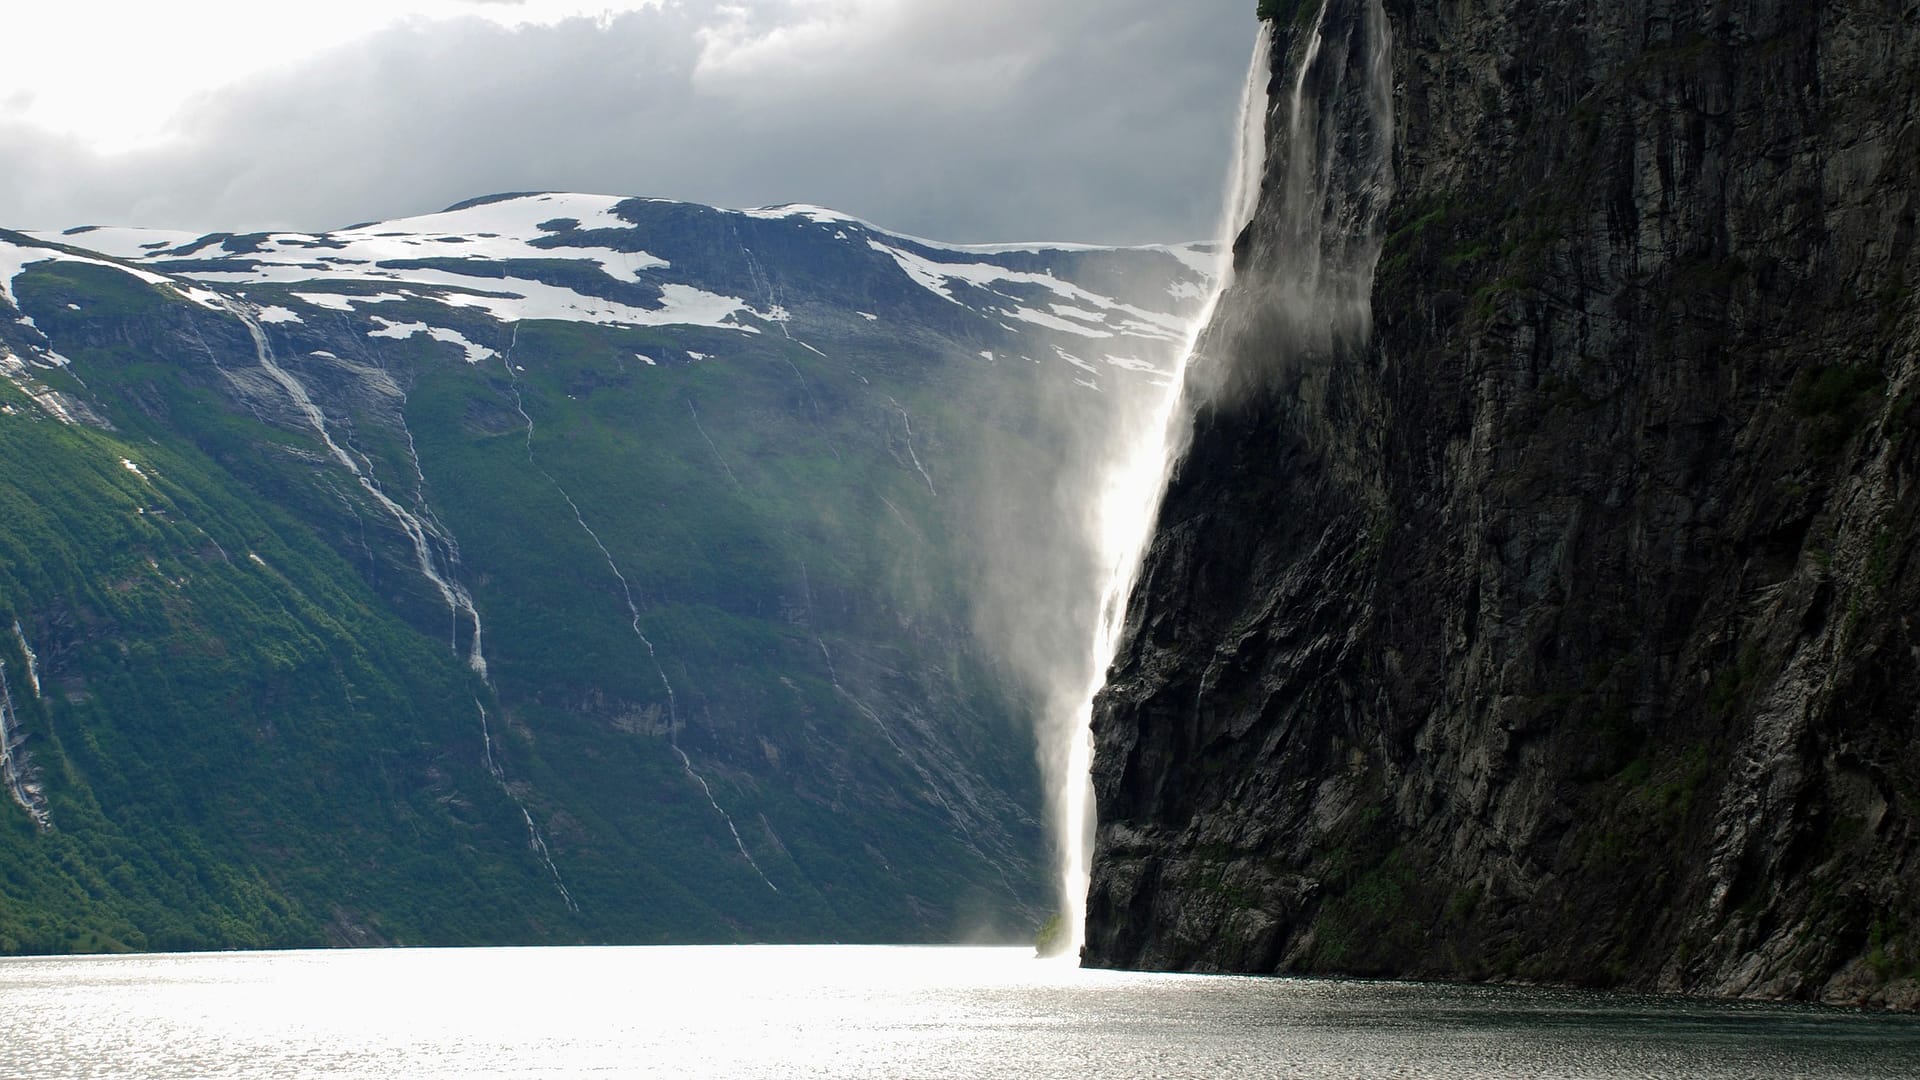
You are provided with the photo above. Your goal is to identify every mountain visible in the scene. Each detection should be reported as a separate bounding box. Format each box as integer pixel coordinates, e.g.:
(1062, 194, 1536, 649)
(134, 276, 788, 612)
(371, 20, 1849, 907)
(0, 192, 1208, 951)
(1085, 0, 1920, 1009)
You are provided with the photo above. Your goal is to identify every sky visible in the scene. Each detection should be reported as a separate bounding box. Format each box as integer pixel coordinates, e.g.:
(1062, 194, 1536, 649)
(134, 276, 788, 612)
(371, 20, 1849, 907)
(0, 1, 1256, 245)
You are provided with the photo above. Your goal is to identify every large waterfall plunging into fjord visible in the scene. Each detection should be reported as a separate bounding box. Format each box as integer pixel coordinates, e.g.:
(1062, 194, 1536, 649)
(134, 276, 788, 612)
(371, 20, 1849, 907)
(1040, 26, 1275, 958)
(1053, 0, 1394, 956)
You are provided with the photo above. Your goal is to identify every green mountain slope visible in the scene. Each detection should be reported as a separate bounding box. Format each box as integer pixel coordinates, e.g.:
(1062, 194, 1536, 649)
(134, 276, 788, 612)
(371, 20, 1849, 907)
(0, 197, 1204, 950)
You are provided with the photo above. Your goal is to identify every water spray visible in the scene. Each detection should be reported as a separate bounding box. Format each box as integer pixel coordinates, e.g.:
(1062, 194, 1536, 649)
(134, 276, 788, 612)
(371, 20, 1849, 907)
(1046, 24, 1277, 958)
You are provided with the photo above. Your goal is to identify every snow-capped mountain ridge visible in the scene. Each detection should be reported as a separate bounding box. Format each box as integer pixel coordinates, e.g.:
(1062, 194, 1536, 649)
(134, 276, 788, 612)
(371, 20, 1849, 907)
(20, 192, 1213, 362)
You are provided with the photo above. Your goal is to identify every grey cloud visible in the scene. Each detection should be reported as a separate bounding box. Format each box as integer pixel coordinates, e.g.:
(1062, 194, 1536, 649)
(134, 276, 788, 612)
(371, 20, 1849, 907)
(0, 2, 1256, 244)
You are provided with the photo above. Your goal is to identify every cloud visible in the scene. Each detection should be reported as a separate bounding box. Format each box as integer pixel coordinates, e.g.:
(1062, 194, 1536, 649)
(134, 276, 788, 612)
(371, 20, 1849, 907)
(0, 1, 1254, 244)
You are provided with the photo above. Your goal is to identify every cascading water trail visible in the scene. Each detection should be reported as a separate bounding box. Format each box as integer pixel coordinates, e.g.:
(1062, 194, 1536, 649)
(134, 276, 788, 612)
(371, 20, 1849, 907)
(1055, 0, 1394, 958)
(497, 331, 778, 893)
(12, 622, 41, 699)
(0, 660, 50, 830)
(1191, 0, 1395, 410)
(223, 302, 579, 911)
(1047, 24, 1276, 959)
(219, 300, 488, 677)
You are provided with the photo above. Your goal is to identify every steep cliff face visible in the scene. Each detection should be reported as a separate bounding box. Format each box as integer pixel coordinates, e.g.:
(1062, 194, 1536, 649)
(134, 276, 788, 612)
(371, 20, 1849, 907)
(1086, 0, 1920, 1009)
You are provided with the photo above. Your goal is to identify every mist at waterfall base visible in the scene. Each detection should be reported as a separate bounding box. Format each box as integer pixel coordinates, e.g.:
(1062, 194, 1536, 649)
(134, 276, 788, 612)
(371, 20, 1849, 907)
(954, 24, 1275, 958)
(970, 0, 1397, 956)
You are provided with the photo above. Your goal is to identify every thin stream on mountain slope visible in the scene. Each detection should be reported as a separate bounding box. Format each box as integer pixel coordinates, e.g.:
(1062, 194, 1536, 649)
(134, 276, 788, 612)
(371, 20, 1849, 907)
(218, 301, 577, 911)
(734, 235, 844, 463)
(0, 658, 50, 830)
(497, 325, 778, 893)
(685, 399, 742, 488)
(219, 300, 488, 678)
(11, 622, 40, 699)
(888, 397, 939, 497)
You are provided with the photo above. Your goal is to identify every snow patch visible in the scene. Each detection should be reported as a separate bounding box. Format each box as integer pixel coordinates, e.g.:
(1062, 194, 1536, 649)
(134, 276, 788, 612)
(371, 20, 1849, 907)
(1154, 242, 1225, 277)
(1053, 346, 1099, 376)
(241, 267, 755, 332)
(1102, 354, 1167, 376)
(135, 193, 670, 290)
(1050, 303, 1109, 324)
(867, 240, 1187, 342)
(289, 291, 410, 311)
(0, 348, 82, 425)
(0, 235, 221, 313)
(26, 226, 204, 261)
(1010, 307, 1115, 338)
(367, 317, 498, 364)
(738, 204, 861, 227)
(20, 195, 1207, 367)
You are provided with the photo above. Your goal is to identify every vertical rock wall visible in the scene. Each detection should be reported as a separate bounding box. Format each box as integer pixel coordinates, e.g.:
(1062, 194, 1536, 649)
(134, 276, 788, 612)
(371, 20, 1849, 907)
(1086, 0, 1920, 1009)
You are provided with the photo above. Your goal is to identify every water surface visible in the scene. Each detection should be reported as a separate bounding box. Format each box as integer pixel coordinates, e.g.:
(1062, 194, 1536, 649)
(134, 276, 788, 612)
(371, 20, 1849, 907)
(1, 945, 1914, 1078)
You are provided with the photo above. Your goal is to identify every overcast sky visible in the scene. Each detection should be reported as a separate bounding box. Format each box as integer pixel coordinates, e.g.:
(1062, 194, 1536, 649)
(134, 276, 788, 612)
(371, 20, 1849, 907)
(0, 1, 1256, 245)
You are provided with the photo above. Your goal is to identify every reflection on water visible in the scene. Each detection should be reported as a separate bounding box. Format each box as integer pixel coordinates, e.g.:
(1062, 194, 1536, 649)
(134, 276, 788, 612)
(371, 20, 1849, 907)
(0, 945, 1914, 1079)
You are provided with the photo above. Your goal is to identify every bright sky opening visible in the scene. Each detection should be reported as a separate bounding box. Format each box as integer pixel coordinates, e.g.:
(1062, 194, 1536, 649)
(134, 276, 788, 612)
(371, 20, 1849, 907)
(0, 2, 1251, 246)
(3, 1, 664, 153)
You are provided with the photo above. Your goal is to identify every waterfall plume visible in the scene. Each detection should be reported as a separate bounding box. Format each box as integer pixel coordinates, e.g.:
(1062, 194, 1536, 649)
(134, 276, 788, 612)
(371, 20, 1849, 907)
(1059, 0, 1395, 957)
(1040, 23, 1279, 958)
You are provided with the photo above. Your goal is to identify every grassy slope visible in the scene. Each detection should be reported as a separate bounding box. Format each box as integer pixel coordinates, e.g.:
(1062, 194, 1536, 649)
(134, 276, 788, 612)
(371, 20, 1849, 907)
(0, 272, 568, 950)
(0, 255, 1050, 950)
(396, 312, 1044, 940)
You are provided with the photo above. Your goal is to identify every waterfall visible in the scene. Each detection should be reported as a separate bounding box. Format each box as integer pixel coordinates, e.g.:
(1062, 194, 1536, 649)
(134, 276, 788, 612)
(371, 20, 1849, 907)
(1057, 0, 1394, 956)
(12, 622, 41, 699)
(221, 301, 580, 911)
(496, 327, 776, 894)
(0, 659, 51, 830)
(1190, 0, 1396, 410)
(219, 300, 489, 677)
(1047, 23, 1276, 958)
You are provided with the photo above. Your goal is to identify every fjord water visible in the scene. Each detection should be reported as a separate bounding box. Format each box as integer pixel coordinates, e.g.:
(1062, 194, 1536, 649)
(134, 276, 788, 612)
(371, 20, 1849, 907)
(2, 946, 1914, 1078)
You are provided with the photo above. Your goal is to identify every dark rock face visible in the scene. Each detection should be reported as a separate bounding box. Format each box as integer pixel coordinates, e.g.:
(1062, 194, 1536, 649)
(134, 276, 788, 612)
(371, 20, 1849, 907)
(1086, 0, 1920, 1009)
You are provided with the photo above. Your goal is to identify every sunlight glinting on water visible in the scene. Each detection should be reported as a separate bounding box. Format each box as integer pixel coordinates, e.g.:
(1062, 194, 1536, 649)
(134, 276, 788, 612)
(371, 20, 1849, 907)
(2, 946, 1916, 1079)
